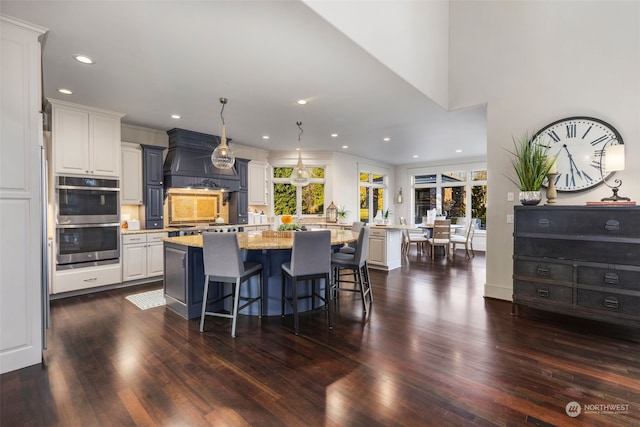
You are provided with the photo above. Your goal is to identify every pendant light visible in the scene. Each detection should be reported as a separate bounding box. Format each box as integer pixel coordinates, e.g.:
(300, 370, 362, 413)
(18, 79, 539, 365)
(290, 121, 311, 187)
(211, 97, 235, 169)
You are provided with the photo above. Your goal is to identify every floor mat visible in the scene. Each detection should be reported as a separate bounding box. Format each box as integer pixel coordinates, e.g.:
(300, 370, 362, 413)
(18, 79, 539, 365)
(125, 289, 165, 310)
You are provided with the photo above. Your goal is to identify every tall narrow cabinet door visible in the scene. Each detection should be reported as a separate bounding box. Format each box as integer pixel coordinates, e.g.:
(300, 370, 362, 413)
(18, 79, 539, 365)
(145, 185, 164, 228)
(90, 114, 121, 177)
(53, 107, 89, 174)
(0, 16, 47, 374)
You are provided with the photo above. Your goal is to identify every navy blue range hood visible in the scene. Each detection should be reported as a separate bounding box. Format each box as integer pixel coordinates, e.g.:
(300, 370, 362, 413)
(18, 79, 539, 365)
(163, 128, 240, 191)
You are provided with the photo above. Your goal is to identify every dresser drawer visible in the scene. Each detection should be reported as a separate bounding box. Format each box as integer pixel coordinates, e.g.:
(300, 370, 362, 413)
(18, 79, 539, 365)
(370, 228, 387, 237)
(577, 266, 640, 291)
(147, 232, 168, 242)
(514, 260, 573, 282)
(514, 280, 573, 305)
(515, 206, 640, 238)
(577, 289, 640, 315)
(515, 238, 640, 266)
(123, 233, 147, 244)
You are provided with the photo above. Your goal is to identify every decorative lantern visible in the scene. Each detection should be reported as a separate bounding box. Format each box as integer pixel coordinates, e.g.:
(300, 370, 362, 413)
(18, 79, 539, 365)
(326, 201, 338, 223)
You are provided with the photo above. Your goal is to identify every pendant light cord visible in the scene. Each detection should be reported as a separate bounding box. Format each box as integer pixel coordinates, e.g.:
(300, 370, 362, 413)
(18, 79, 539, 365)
(220, 97, 227, 127)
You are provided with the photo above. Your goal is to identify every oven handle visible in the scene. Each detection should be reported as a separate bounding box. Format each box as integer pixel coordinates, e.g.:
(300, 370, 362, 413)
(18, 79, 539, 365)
(57, 223, 121, 229)
(56, 185, 120, 191)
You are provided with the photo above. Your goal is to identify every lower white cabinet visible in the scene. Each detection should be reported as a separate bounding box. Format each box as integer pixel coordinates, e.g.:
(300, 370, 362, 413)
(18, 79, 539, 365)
(367, 227, 402, 271)
(54, 263, 122, 294)
(122, 232, 167, 282)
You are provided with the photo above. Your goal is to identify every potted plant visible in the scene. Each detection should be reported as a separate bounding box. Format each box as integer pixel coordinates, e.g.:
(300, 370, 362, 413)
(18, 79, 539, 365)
(337, 205, 350, 224)
(383, 208, 391, 224)
(506, 132, 555, 205)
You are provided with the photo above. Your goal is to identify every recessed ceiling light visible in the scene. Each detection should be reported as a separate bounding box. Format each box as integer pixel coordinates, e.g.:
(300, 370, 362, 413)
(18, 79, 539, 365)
(383, 137, 391, 142)
(331, 133, 338, 138)
(171, 114, 181, 119)
(342, 145, 348, 149)
(456, 149, 462, 153)
(73, 54, 95, 64)
(57, 88, 73, 95)
(412, 155, 419, 158)
(262, 135, 270, 140)
(297, 99, 307, 105)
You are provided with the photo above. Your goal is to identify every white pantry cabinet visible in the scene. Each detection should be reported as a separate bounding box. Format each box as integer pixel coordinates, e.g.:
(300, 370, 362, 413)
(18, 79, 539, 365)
(248, 161, 269, 205)
(122, 232, 167, 282)
(0, 16, 47, 374)
(121, 142, 143, 204)
(49, 99, 124, 177)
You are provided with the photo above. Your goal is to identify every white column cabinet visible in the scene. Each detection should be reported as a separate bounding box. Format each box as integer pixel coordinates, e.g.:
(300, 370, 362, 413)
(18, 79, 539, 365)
(121, 142, 143, 204)
(122, 232, 167, 282)
(0, 16, 47, 374)
(248, 161, 269, 205)
(49, 99, 124, 177)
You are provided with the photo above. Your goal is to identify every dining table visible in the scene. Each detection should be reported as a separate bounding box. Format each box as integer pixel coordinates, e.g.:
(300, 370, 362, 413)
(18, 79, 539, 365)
(162, 229, 358, 319)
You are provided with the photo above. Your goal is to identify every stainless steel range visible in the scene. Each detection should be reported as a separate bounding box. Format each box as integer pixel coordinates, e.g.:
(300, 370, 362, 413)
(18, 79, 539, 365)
(173, 224, 239, 236)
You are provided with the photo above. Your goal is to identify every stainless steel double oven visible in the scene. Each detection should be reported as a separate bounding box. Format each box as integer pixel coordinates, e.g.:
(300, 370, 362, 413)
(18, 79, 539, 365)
(56, 176, 120, 270)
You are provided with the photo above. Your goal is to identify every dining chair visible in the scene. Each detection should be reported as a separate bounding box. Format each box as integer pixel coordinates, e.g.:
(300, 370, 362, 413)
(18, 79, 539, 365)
(339, 221, 365, 254)
(450, 220, 475, 259)
(281, 230, 332, 335)
(427, 219, 451, 259)
(399, 216, 428, 256)
(331, 226, 373, 314)
(200, 232, 263, 337)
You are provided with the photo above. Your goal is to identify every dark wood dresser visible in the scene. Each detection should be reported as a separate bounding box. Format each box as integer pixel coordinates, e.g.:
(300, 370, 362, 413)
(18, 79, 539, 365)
(513, 205, 640, 326)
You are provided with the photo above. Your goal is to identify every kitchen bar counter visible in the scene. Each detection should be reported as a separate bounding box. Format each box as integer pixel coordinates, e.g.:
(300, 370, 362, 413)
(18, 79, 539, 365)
(163, 230, 357, 319)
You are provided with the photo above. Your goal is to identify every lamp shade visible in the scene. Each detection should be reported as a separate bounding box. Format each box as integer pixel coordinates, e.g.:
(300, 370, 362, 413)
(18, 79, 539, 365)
(605, 144, 625, 172)
(290, 153, 310, 187)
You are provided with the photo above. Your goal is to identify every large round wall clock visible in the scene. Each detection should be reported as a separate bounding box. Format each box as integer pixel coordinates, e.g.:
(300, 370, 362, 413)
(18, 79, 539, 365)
(531, 116, 624, 192)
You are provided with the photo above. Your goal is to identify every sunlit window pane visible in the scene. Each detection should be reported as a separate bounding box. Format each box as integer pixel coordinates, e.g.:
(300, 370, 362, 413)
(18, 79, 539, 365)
(372, 174, 384, 184)
(273, 183, 296, 215)
(442, 171, 466, 182)
(302, 183, 324, 214)
(471, 170, 487, 181)
(359, 186, 370, 222)
(441, 186, 466, 218)
(360, 172, 370, 183)
(274, 167, 293, 178)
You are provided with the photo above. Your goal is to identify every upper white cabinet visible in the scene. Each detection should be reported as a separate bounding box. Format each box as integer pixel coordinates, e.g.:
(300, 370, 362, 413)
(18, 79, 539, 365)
(121, 142, 143, 205)
(248, 161, 269, 205)
(49, 99, 124, 177)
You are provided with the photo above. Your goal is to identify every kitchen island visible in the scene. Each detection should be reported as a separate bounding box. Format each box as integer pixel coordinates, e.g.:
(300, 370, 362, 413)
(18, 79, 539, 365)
(163, 229, 357, 319)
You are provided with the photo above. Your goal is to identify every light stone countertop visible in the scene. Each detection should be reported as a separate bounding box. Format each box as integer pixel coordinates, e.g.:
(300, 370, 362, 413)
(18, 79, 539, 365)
(163, 229, 357, 250)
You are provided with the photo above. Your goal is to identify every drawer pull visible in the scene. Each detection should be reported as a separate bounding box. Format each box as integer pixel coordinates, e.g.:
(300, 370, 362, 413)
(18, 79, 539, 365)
(603, 272, 619, 285)
(537, 218, 550, 229)
(536, 266, 550, 276)
(536, 288, 550, 298)
(603, 297, 619, 309)
(604, 219, 620, 232)
(83, 277, 97, 282)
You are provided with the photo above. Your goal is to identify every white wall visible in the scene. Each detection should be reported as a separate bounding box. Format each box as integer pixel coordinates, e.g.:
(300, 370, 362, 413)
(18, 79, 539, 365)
(303, 0, 450, 109)
(449, 1, 640, 300)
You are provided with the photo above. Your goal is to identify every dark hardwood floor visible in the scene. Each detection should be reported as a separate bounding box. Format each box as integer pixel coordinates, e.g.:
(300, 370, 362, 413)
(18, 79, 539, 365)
(3, 251, 640, 426)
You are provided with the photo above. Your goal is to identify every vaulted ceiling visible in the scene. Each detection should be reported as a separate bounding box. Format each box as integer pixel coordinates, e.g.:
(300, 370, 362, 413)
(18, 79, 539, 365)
(2, 0, 486, 165)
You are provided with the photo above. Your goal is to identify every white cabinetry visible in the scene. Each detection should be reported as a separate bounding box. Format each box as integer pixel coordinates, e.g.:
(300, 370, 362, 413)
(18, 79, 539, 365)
(367, 227, 402, 271)
(121, 142, 143, 204)
(49, 99, 124, 177)
(122, 232, 167, 282)
(54, 263, 122, 294)
(248, 161, 269, 205)
(0, 16, 47, 374)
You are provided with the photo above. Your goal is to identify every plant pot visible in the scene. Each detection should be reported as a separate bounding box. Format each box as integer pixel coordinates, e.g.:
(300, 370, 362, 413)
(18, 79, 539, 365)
(519, 191, 542, 206)
(338, 218, 349, 224)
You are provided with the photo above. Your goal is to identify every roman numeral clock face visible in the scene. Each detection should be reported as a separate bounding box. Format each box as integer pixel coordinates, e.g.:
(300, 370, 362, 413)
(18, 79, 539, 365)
(531, 117, 624, 192)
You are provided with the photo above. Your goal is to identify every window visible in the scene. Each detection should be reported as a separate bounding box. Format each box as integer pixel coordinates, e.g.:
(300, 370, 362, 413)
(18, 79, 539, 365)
(412, 168, 487, 229)
(272, 166, 325, 216)
(359, 172, 386, 223)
